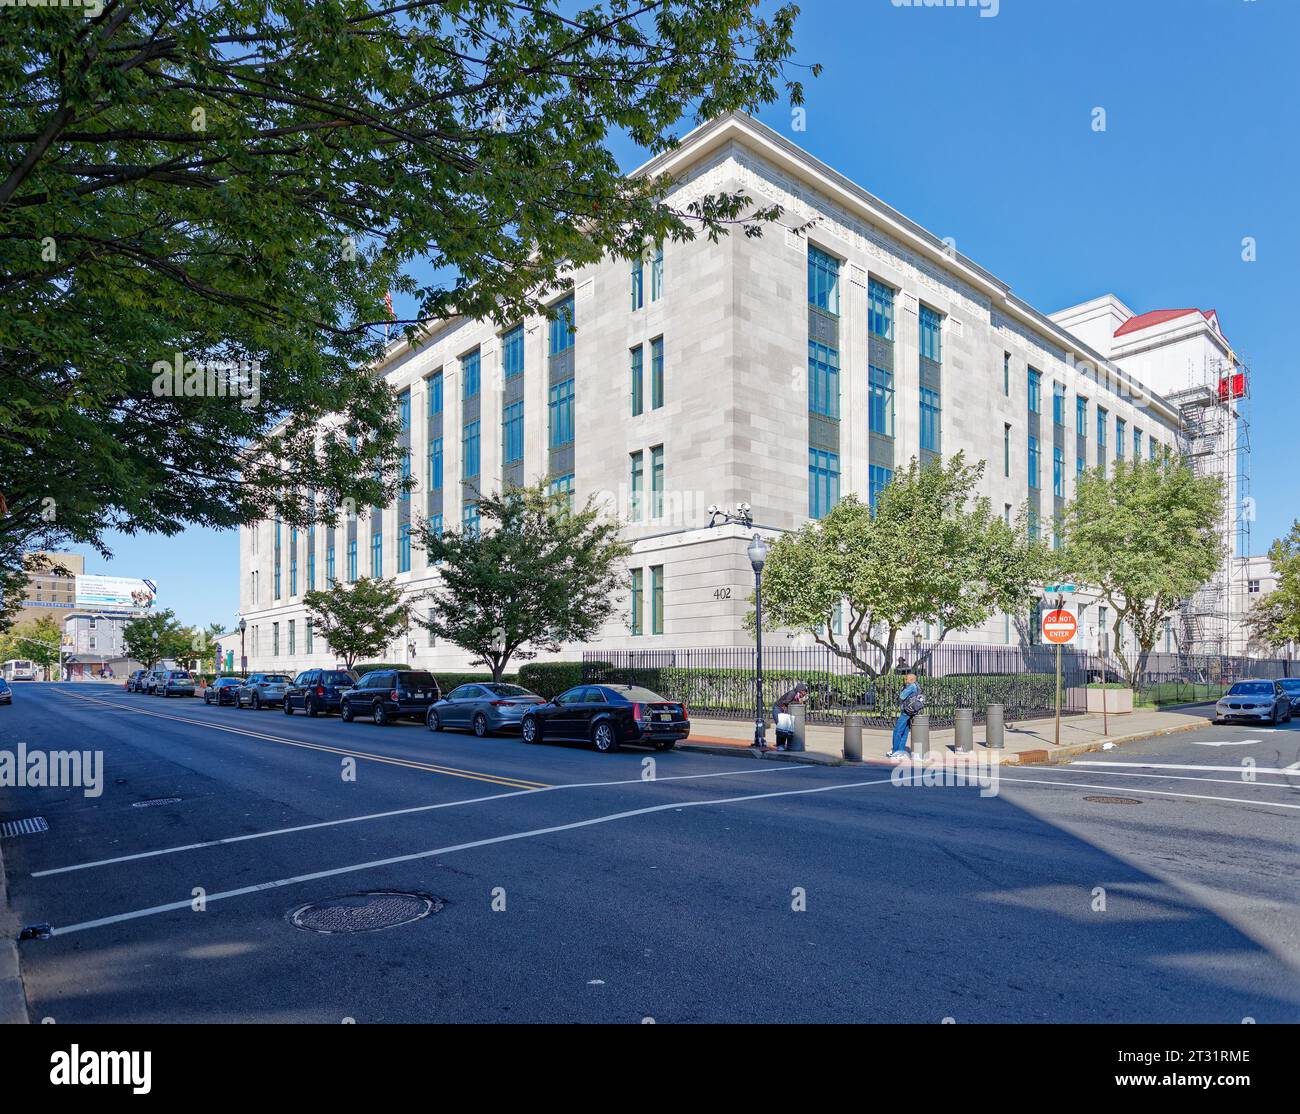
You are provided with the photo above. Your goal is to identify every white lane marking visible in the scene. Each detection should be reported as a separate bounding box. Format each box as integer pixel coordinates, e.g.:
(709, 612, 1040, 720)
(992, 766, 1300, 791)
(49, 775, 897, 936)
(1191, 740, 1260, 747)
(995, 774, 1300, 811)
(1071, 761, 1300, 775)
(31, 764, 817, 878)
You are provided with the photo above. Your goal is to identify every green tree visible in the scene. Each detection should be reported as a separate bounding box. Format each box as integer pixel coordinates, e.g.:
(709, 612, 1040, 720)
(757, 454, 1049, 675)
(1059, 452, 1223, 686)
(302, 577, 410, 670)
(414, 481, 630, 681)
(1245, 521, 1300, 650)
(0, 615, 62, 679)
(123, 609, 192, 670)
(1, 1, 805, 572)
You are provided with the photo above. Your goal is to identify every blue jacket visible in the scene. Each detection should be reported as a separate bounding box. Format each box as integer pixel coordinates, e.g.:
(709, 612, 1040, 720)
(898, 682, 920, 716)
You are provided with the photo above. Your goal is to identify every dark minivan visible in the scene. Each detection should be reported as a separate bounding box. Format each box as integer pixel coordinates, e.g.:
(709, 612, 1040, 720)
(520, 684, 690, 753)
(284, 668, 360, 717)
(340, 669, 441, 726)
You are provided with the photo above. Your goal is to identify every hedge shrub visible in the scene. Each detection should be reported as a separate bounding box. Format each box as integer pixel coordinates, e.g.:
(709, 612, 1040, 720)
(517, 660, 610, 699)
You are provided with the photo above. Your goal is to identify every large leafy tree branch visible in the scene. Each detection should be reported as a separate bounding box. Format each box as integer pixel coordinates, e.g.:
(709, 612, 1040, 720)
(1245, 520, 1300, 651)
(755, 454, 1049, 676)
(1, 0, 808, 570)
(414, 480, 631, 681)
(302, 576, 411, 669)
(1059, 450, 1223, 686)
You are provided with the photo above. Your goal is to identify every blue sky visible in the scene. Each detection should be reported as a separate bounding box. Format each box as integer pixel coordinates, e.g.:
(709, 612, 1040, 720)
(90, 0, 1297, 628)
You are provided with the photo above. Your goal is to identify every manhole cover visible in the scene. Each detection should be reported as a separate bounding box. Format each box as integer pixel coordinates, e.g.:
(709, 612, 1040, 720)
(288, 892, 442, 934)
(1083, 795, 1143, 805)
(132, 797, 182, 808)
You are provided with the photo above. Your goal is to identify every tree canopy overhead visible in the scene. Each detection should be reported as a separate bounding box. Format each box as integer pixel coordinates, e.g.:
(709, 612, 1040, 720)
(1, 0, 808, 571)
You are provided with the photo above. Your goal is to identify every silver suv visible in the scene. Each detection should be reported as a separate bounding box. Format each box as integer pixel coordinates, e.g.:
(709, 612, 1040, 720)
(156, 669, 196, 697)
(237, 673, 292, 710)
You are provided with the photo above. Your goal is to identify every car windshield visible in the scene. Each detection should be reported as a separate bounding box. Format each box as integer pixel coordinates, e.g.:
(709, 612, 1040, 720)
(612, 686, 671, 703)
(1227, 682, 1274, 696)
(400, 672, 436, 687)
(323, 672, 356, 685)
(1279, 679, 1300, 689)
(486, 684, 533, 697)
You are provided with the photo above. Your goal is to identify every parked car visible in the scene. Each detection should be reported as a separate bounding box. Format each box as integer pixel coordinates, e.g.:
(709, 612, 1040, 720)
(236, 673, 292, 710)
(1213, 679, 1292, 725)
(520, 684, 690, 753)
(155, 669, 196, 697)
(204, 677, 244, 706)
(125, 669, 148, 693)
(1277, 678, 1300, 707)
(0, 678, 11, 705)
(141, 669, 168, 695)
(426, 682, 545, 737)
(283, 668, 360, 717)
(340, 669, 440, 725)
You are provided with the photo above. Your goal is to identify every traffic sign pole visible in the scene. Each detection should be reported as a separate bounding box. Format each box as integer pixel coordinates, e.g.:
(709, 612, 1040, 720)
(1055, 642, 1062, 747)
(1040, 598, 1077, 747)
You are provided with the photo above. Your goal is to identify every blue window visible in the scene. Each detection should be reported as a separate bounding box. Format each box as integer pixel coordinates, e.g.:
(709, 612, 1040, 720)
(1028, 510, 1040, 542)
(1133, 427, 1142, 459)
(1053, 382, 1066, 426)
(630, 568, 643, 637)
(549, 473, 574, 511)
(462, 502, 480, 536)
(1116, 417, 1126, 459)
(503, 325, 524, 380)
(462, 349, 480, 399)
(462, 420, 480, 479)
(1053, 446, 1065, 497)
(429, 513, 443, 537)
(809, 448, 840, 520)
(1028, 435, 1041, 489)
(400, 450, 411, 504)
(651, 336, 664, 409)
(869, 465, 893, 511)
(429, 436, 443, 490)
(920, 387, 941, 453)
(650, 244, 664, 301)
(868, 365, 894, 436)
(651, 445, 664, 518)
(1077, 455, 1085, 478)
(346, 539, 357, 581)
(1097, 406, 1108, 450)
(503, 401, 524, 465)
(1076, 395, 1087, 434)
(630, 256, 643, 311)
(630, 346, 643, 416)
(1004, 424, 1011, 476)
(1003, 352, 1011, 396)
(398, 389, 410, 432)
(808, 246, 840, 315)
(919, 306, 943, 362)
(428, 371, 443, 416)
(371, 530, 382, 577)
(289, 527, 297, 595)
(1148, 437, 1156, 462)
(307, 527, 315, 590)
(630, 451, 643, 520)
(398, 523, 411, 573)
(548, 378, 575, 447)
(808, 340, 840, 419)
(868, 279, 894, 340)
(327, 543, 335, 584)
(549, 295, 575, 355)
(1028, 369, 1041, 413)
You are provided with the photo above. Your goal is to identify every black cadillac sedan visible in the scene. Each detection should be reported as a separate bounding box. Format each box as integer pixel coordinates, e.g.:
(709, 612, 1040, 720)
(519, 684, 690, 753)
(204, 677, 244, 706)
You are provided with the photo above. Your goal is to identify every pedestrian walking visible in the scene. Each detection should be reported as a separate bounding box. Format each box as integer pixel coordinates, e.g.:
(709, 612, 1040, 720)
(771, 681, 809, 751)
(888, 672, 925, 759)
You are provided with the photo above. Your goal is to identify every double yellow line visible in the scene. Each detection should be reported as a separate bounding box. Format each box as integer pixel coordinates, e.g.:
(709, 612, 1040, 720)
(54, 688, 548, 790)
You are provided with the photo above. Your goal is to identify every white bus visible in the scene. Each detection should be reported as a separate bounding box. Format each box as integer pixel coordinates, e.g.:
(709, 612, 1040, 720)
(2, 659, 37, 681)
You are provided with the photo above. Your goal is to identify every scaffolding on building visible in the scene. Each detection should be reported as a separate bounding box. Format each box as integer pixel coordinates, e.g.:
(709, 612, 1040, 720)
(1167, 354, 1251, 656)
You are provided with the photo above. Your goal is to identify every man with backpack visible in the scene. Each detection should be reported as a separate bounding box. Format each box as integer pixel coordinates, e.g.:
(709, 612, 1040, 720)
(888, 671, 924, 760)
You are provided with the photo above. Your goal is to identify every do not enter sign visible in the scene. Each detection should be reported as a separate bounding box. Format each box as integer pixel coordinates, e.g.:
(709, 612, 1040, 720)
(1041, 608, 1078, 645)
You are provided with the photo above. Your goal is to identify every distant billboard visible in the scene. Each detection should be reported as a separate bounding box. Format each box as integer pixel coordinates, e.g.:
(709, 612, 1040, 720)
(75, 575, 158, 614)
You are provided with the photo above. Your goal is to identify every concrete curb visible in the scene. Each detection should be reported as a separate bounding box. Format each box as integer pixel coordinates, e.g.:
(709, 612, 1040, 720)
(678, 742, 844, 766)
(1015, 716, 1215, 766)
(0, 838, 31, 1025)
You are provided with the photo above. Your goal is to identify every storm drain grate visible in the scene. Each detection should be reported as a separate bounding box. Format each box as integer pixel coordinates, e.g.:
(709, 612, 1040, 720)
(288, 892, 443, 934)
(1083, 795, 1143, 806)
(132, 797, 182, 808)
(0, 817, 49, 838)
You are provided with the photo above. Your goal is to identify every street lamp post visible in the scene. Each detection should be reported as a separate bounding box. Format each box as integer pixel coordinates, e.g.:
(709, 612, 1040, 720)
(238, 617, 247, 675)
(747, 533, 769, 749)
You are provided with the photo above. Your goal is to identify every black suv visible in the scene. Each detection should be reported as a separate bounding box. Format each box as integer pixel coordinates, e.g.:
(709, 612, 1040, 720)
(284, 668, 360, 717)
(340, 669, 441, 726)
(520, 684, 690, 753)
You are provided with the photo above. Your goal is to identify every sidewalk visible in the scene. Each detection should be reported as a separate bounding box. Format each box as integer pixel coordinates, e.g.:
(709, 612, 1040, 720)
(0, 838, 28, 1024)
(682, 703, 1215, 767)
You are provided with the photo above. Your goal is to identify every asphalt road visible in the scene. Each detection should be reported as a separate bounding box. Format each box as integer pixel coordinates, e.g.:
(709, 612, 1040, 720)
(1, 682, 1297, 1023)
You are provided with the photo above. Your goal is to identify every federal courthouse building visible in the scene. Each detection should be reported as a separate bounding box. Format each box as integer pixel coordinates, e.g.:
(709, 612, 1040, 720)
(239, 113, 1229, 675)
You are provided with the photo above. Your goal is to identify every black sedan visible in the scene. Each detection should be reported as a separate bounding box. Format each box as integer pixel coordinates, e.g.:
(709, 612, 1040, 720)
(426, 682, 544, 736)
(520, 684, 690, 753)
(204, 677, 244, 706)
(284, 668, 359, 717)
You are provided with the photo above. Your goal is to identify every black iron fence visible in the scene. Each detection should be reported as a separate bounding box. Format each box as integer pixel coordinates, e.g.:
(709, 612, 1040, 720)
(582, 644, 1298, 728)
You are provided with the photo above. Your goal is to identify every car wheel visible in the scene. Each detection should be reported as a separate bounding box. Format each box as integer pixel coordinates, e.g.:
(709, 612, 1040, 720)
(473, 713, 489, 738)
(373, 702, 388, 726)
(592, 720, 620, 753)
(521, 715, 541, 744)
(252, 692, 262, 711)
(283, 698, 293, 716)
(427, 709, 441, 733)
(341, 702, 354, 723)
(305, 698, 317, 718)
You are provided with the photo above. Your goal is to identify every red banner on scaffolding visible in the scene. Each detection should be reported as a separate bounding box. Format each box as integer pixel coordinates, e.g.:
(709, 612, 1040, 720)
(1217, 371, 1246, 400)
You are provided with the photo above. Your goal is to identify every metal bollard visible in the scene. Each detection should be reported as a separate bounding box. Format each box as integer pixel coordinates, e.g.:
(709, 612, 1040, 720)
(843, 713, 863, 762)
(985, 703, 1005, 749)
(789, 702, 806, 752)
(954, 707, 974, 753)
(910, 713, 930, 760)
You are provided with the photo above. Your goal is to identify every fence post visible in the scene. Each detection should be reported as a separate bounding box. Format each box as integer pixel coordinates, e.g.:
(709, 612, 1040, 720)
(843, 713, 863, 762)
(789, 702, 806, 752)
(985, 703, 1004, 749)
(954, 707, 974, 753)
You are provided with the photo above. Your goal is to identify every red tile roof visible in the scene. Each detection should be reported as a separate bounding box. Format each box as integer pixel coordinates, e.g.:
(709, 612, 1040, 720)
(1115, 307, 1218, 338)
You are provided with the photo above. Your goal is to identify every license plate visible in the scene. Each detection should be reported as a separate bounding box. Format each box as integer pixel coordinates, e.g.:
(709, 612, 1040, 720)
(655, 713, 672, 722)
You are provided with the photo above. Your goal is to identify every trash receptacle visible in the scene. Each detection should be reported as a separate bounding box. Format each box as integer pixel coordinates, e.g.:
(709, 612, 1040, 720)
(954, 707, 974, 753)
(911, 713, 930, 760)
(985, 703, 1004, 749)
(789, 702, 806, 753)
(843, 714, 863, 762)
